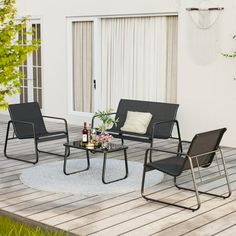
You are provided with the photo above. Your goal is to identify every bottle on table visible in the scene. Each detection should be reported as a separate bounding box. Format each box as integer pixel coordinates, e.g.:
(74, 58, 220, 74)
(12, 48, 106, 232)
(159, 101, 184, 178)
(82, 122, 88, 144)
(91, 128, 97, 141)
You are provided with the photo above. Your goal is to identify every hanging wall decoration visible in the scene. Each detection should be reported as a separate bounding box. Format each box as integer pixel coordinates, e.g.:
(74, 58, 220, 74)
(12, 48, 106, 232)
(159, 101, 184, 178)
(186, 1, 224, 65)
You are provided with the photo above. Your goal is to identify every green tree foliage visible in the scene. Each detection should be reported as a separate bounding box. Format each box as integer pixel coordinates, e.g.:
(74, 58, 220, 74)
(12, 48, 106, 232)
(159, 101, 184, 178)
(223, 35, 236, 58)
(0, 0, 38, 110)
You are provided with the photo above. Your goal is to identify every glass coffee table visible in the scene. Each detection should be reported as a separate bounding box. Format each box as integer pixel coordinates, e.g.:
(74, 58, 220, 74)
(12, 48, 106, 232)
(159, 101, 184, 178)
(63, 141, 128, 184)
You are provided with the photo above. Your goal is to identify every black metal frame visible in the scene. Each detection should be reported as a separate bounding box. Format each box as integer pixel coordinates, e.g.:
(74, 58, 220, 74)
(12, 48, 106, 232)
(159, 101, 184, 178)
(102, 148, 128, 184)
(4, 114, 70, 164)
(141, 139, 232, 211)
(149, 119, 182, 162)
(63, 148, 90, 175)
(63, 142, 128, 184)
(91, 115, 182, 155)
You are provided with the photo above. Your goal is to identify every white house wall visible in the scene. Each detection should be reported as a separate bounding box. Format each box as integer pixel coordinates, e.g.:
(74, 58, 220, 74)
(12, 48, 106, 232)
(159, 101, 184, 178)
(178, 0, 236, 147)
(4, 0, 235, 147)
(14, 0, 179, 120)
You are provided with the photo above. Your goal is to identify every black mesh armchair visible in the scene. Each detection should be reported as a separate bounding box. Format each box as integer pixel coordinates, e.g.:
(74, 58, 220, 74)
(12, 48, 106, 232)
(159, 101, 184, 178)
(141, 128, 231, 211)
(4, 102, 70, 164)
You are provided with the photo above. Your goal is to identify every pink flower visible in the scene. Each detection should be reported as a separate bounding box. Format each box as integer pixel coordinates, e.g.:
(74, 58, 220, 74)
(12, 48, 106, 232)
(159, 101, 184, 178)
(98, 133, 112, 143)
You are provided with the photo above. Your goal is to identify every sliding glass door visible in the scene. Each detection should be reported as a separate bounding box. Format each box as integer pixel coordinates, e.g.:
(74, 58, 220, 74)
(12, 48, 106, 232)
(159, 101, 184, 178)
(70, 15, 178, 113)
(101, 16, 178, 110)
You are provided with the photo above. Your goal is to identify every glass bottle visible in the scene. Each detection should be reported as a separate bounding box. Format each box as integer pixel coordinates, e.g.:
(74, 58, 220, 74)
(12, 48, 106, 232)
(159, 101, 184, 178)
(82, 122, 88, 144)
(91, 128, 97, 141)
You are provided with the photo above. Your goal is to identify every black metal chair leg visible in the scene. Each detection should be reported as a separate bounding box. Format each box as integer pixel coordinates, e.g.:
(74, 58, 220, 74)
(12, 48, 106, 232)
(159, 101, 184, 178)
(149, 141, 153, 162)
(4, 121, 38, 164)
(121, 136, 124, 145)
(142, 173, 200, 212)
(141, 163, 147, 195)
(174, 174, 231, 199)
(175, 120, 183, 153)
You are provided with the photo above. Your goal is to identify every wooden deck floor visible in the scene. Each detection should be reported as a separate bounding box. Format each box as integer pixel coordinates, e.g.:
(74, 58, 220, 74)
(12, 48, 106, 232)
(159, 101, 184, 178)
(0, 120, 235, 236)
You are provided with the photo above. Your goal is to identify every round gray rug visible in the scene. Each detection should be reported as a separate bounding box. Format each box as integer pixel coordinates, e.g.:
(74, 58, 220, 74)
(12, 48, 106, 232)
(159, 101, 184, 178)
(20, 158, 164, 196)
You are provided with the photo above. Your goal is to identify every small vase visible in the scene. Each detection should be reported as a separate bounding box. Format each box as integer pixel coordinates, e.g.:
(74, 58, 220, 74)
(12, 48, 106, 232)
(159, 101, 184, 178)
(101, 141, 109, 149)
(98, 132, 112, 149)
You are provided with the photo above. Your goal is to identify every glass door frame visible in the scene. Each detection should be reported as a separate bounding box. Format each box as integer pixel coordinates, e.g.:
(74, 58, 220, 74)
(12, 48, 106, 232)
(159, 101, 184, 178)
(67, 17, 102, 117)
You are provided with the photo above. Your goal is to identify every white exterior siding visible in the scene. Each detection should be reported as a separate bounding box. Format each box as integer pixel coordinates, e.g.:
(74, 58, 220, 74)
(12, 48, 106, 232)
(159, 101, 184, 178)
(1, 0, 234, 147)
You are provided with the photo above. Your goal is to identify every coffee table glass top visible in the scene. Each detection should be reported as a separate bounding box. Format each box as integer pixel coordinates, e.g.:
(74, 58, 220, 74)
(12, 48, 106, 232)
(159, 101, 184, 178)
(64, 141, 128, 153)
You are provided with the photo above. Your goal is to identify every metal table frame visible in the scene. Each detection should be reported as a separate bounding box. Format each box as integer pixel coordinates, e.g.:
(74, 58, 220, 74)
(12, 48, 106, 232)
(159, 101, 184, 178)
(63, 141, 128, 184)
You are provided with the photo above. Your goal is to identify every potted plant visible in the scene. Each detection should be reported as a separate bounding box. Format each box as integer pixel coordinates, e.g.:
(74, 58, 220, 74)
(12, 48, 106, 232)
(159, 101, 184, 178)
(94, 109, 118, 147)
(95, 109, 118, 133)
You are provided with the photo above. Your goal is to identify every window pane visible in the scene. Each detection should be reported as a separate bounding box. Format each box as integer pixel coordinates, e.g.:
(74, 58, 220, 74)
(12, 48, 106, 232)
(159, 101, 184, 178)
(34, 88, 37, 102)
(37, 47, 41, 66)
(24, 87, 28, 102)
(37, 24, 41, 40)
(23, 28, 27, 45)
(38, 88, 42, 108)
(23, 66, 27, 79)
(101, 16, 178, 108)
(32, 24, 36, 40)
(33, 51, 36, 66)
(20, 87, 23, 103)
(38, 68, 42, 87)
(33, 67, 37, 87)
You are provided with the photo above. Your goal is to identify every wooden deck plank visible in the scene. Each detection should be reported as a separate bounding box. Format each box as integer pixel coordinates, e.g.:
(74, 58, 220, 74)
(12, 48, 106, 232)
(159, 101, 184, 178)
(0, 120, 236, 236)
(15, 195, 94, 218)
(62, 178, 234, 234)
(71, 194, 235, 236)
(182, 211, 236, 236)
(214, 224, 236, 236)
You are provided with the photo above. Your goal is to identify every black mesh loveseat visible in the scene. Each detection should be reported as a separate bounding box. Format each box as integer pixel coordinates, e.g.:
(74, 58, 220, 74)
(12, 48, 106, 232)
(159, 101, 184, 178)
(92, 99, 182, 151)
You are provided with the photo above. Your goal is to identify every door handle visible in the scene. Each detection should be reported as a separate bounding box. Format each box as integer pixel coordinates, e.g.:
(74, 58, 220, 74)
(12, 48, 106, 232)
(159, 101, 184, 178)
(93, 80, 96, 89)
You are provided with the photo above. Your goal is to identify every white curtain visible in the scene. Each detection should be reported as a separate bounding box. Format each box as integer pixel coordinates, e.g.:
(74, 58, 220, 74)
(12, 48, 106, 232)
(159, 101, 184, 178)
(101, 16, 178, 110)
(166, 16, 178, 103)
(73, 21, 94, 112)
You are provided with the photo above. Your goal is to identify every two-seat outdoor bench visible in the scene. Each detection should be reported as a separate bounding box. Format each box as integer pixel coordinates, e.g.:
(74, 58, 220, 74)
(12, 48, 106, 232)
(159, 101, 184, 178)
(92, 99, 182, 151)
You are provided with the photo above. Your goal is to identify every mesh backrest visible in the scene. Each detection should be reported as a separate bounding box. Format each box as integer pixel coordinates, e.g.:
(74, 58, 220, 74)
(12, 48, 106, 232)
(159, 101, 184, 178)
(114, 99, 179, 138)
(183, 128, 227, 170)
(8, 102, 47, 138)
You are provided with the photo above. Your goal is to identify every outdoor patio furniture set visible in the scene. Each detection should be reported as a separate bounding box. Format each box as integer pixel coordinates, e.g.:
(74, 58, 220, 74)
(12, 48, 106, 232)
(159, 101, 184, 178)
(3, 99, 232, 211)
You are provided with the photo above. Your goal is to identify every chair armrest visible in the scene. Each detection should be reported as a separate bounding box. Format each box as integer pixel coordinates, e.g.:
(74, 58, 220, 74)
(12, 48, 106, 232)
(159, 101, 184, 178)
(152, 119, 178, 132)
(147, 147, 187, 156)
(152, 119, 180, 137)
(42, 115, 69, 133)
(9, 120, 36, 138)
(144, 147, 187, 164)
(91, 112, 117, 128)
(180, 140, 191, 144)
(153, 119, 177, 125)
(152, 119, 182, 149)
(10, 119, 34, 126)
